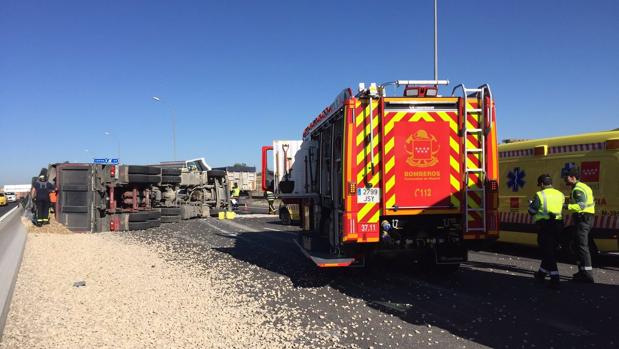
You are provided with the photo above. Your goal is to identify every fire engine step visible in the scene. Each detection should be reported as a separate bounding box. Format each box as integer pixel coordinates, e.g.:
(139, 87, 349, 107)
(292, 239, 356, 268)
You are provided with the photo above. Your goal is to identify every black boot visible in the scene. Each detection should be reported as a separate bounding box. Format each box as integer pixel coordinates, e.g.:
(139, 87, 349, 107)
(534, 270, 546, 282)
(548, 276, 560, 290)
(572, 271, 594, 284)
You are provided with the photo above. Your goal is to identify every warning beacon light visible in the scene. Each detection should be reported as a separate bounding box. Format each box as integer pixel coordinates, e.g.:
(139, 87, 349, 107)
(403, 85, 438, 97)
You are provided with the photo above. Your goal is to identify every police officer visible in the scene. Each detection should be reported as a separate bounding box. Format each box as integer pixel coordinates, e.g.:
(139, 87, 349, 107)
(565, 167, 595, 283)
(231, 183, 241, 210)
(529, 174, 565, 289)
(265, 190, 276, 215)
(31, 175, 54, 226)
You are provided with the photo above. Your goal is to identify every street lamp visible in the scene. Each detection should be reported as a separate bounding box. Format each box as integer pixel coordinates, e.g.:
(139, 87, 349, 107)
(152, 96, 177, 161)
(104, 131, 121, 162)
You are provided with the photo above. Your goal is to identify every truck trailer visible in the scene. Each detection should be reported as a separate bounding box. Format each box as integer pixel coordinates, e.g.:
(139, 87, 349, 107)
(48, 161, 230, 232)
(263, 80, 499, 269)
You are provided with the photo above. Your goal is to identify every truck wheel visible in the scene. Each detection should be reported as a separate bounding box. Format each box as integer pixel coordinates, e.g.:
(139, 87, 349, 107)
(127, 165, 161, 175)
(207, 170, 226, 178)
(279, 208, 292, 225)
(161, 168, 182, 176)
(161, 175, 181, 184)
(160, 207, 181, 216)
(129, 210, 161, 222)
(161, 215, 181, 223)
(128, 174, 161, 184)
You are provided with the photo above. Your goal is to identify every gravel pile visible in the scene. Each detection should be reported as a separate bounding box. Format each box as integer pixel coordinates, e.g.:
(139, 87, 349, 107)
(21, 215, 72, 234)
(0, 230, 308, 348)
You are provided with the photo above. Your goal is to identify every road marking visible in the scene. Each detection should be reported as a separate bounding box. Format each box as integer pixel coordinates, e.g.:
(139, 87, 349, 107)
(0, 206, 19, 223)
(200, 220, 238, 236)
(263, 227, 282, 232)
(236, 214, 278, 219)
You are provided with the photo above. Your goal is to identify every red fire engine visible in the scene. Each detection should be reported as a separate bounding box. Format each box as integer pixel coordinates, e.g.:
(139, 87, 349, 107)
(262, 80, 498, 269)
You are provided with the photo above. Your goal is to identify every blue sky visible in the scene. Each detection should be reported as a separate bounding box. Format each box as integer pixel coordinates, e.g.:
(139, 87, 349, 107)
(1, 0, 617, 184)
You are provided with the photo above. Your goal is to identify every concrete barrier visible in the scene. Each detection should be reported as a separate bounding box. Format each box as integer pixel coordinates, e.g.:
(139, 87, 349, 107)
(0, 206, 26, 340)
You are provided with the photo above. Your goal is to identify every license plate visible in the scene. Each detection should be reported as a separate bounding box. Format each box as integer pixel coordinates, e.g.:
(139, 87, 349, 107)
(357, 188, 380, 203)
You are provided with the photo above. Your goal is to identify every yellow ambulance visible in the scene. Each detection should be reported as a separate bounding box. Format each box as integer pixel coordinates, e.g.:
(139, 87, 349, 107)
(498, 129, 619, 253)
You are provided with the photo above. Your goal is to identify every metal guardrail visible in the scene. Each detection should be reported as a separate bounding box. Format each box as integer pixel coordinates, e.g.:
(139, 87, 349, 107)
(0, 205, 27, 340)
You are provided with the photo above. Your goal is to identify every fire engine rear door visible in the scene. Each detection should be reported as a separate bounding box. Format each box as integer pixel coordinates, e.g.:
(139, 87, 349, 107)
(381, 99, 461, 215)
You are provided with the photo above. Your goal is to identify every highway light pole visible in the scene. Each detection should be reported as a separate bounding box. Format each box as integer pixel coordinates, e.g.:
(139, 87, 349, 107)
(104, 131, 121, 162)
(152, 96, 177, 161)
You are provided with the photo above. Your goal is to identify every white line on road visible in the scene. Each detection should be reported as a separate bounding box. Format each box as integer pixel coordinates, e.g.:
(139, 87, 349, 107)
(236, 214, 278, 219)
(263, 227, 282, 232)
(0, 206, 19, 223)
(200, 220, 238, 236)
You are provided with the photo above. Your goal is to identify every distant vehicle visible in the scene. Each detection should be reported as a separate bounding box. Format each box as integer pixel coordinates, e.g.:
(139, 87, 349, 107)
(5, 192, 16, 202)
(213, 165, 257, 195)
(498, 129, 619, 253)
(0, 193, 6, 206)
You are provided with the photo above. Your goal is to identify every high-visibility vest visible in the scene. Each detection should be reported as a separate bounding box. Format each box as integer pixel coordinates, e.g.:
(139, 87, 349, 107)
(533, 188, 565, 222)
(232, 187, 240, 197)
(568, 181, 595, 214)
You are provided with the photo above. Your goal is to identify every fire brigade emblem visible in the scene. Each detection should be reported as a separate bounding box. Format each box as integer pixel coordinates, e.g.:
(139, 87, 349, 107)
(405, 129, 440, 167)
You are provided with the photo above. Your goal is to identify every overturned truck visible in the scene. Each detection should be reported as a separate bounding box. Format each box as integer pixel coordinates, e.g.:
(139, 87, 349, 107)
(48, 160, 230, 232)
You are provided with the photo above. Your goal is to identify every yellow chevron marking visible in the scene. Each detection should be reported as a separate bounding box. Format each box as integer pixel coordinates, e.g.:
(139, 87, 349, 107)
(386, 195, 396, 209)
(385, 175, 395, 192)
(385, 156, 395, 174)
(384, 112, 406, 135)
(451, 195, 460, 208)
(384, 137, 395, 155)
(466, 137, 479, 150)
(468, 198, 480, 209)
(356, 153, 380, 183)
(357, 202, 375, 221)
(467, 173, 481, 188)
(409, 112, 435, 122)
(356, 141, 377, 166)
(450, 173, 461, 191)
(450, 155, 459, 173)
(355, 105, 368, 127)
(466, 154, 481, 171)
(369, 173, 380, 187)
(467, 102, 481, 110)
(356, 115, 379, 146)
(355, 101, 379, 127)
(369, 210, 380, 223)
(438, 112, 458, 133)
(450, 137, 460, 154)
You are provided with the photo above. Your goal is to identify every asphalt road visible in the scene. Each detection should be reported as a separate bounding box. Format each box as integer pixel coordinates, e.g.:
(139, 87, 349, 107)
(0, 202, 18, 220)
(127, 215, 619, 349)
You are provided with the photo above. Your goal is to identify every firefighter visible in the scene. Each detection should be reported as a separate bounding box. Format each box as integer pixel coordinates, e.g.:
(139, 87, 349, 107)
(230, 183, 241, 210)
(564, 167, 595, 283)
(31, 175, 54, 226)
(528, 174, 564, 289)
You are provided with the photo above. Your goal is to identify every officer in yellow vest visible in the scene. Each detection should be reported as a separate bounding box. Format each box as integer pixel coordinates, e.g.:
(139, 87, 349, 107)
(230, 183, 241, 210)
(565, 167, 595, 283)
(528, 174, 565, 289)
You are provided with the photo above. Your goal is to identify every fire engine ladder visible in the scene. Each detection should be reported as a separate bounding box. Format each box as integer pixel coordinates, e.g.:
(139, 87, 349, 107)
(451, 84, 493, 232)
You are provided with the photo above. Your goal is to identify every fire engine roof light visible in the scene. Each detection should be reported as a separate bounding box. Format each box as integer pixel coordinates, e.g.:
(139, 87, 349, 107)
(383, 80, 450, 87)
(404, 87, 419, 97)
(425, 88, 438, 97)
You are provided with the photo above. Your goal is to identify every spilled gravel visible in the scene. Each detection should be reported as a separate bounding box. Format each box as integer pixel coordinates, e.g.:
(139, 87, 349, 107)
(0, 228, 314, 348)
